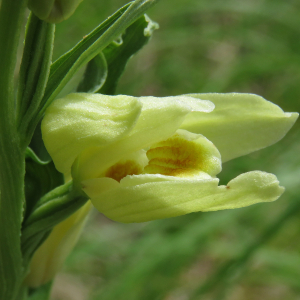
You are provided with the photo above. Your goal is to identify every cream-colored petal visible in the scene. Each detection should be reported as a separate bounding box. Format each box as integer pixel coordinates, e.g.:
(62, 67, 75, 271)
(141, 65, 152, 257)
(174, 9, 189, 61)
(103, 149, 148, 181)
(140, 96, 215, 113)
(201, 171, 284, 211)
(42, 93, 142, 174)
(81, 149, 149, 198)
(81, 177, 120, 199)
(180, 93, 299, 162)
(82, 172, 213, 199)
(90, 171, 283, 223)
(120, 172, 213, 186)
(73, 96, 214, 182)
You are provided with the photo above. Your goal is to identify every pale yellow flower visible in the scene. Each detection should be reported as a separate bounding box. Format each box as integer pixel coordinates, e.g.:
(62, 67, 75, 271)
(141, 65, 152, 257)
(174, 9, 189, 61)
(41, 93, 298, 223)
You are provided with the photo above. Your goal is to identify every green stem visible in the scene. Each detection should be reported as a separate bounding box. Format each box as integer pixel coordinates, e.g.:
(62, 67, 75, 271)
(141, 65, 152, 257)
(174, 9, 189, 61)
(0, 0, 27, 123)
(190, 199, 300, 299)
(0, 0, 28, 299)
(0, 136, 26, 299)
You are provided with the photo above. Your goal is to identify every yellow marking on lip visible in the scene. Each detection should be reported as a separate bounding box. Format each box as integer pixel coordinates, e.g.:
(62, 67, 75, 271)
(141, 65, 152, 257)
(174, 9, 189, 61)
(144, 131, 220, 177)
(144, 164, 200, 177)
(105, 160, 143, 182)
(147, 146, 199, 169)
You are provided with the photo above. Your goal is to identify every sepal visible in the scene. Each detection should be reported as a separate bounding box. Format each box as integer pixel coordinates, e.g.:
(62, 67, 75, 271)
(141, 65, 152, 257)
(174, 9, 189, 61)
(41, 93, 142, 175)
(181, 93, 299, 162)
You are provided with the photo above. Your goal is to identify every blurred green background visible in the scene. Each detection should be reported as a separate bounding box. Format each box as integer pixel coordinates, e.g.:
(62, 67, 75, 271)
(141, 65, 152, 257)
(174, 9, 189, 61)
(50, 0, 300, 299)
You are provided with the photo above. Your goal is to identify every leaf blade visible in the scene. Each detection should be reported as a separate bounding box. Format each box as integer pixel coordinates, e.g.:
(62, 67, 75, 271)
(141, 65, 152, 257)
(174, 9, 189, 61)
(99, 14, 159, 95)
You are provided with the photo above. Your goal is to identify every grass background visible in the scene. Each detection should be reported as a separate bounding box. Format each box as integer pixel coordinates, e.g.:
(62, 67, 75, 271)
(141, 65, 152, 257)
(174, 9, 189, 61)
(49, 0, 300, 299)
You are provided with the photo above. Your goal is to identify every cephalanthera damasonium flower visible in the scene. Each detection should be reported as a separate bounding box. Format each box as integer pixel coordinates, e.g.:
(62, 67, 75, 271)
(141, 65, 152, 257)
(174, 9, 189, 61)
(42, 93, 298, 223)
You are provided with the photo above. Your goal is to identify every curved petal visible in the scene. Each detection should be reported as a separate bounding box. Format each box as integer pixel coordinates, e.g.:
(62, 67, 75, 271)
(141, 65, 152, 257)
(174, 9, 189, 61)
(82, 172, 213, 199)
(90, 171, 284, 223)
(42, 93, 142, 174)
(202, 171, 284, 211)
(81, 177, 120, 198)
(73, 96, 214, 182)
(180, 93, 299, 162)
(120, 172, 213, 185)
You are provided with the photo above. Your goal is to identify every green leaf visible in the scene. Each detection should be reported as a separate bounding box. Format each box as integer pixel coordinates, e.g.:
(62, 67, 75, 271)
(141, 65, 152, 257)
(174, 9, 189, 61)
(24, 147, 64, 221)
(99, 14, 159, 95)
(17, 13, 55, 142)
(37, 3, 130, 116)
(25, 147, 50, 165)
(29, 0, 160, 134)
(77, 52, 108, 93)
(21, 181, 88, 265)
(28, 121, 52, 162)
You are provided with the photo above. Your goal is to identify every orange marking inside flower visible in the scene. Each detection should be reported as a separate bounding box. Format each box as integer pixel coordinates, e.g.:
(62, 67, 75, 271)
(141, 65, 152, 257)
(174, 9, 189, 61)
(144, 132, 207, 177)
(105, 160, 143, 182)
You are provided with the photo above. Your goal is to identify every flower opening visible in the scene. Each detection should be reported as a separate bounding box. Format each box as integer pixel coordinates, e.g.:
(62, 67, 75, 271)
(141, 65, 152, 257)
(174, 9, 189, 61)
(144, 129, 221, 178)
(105, 160, 144, 182)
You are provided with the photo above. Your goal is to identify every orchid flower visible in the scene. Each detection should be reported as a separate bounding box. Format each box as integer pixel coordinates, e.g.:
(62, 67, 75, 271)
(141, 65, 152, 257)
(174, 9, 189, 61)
(41, 93, 298, 223)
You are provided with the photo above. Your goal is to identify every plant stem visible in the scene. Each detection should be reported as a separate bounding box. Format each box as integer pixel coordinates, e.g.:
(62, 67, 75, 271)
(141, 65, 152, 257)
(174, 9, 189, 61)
(0, 0, 28, 299)
(0, 131, 26, 299)
(0, 0, 27, 123)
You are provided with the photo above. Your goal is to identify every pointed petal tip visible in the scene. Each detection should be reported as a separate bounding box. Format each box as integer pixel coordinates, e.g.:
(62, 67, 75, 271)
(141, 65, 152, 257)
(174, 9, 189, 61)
(285, 112, 299, 121)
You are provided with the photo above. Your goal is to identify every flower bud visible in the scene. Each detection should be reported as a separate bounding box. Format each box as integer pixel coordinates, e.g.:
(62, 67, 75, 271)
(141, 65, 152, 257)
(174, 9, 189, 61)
(28, 0, 84, 23)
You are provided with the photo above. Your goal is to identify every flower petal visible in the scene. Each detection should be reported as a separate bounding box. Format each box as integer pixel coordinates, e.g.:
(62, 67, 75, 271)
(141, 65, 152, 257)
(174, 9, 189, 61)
(90, 171, 284, 223)
(202, 171, 284, 211)
(180, 93, 299, 162)
(81, 177, 120, 199)
(82, 172, 213, 200)
(73, 96, 214, 182)
(41, 93, 142, 174)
